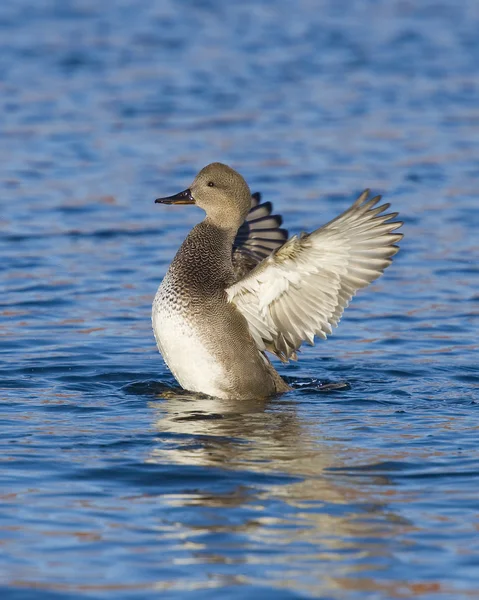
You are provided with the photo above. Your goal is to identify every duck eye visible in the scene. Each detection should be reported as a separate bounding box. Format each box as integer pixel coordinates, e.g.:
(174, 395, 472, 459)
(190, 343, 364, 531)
(207, 181, 215, 187)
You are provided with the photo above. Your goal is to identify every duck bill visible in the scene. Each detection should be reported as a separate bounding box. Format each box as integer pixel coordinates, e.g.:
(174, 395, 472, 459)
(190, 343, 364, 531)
(155, 188, 195, 205)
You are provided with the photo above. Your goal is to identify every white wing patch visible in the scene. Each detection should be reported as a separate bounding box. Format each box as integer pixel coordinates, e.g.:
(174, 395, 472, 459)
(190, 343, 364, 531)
(226, 190, 403, 362)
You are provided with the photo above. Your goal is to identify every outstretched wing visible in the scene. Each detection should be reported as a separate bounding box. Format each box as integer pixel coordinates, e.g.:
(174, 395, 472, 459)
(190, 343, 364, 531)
(232, 192, 288, 281)
(227, 190, 403, 362)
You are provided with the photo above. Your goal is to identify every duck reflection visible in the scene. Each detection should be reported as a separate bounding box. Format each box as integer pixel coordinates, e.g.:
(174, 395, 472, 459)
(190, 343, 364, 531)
(143, 385, 416, 597)
(146, 388, 409, 566)
(147, 389, 311, 475)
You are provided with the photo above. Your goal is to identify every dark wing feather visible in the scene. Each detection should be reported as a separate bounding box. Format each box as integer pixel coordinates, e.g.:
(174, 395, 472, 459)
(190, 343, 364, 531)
(232, 192, 288, 281)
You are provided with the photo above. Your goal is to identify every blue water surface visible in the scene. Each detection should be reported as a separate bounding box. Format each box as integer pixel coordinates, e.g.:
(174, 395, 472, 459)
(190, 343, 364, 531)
(1, 1, 479, 598)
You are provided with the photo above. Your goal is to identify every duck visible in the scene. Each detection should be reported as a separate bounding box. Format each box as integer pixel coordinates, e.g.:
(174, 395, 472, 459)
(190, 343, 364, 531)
(152, 162, 403, 399)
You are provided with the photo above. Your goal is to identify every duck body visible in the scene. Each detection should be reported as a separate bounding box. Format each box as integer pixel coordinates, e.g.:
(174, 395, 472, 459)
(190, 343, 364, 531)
(152, 220, 285, 399)
(152, 163, 403, 400)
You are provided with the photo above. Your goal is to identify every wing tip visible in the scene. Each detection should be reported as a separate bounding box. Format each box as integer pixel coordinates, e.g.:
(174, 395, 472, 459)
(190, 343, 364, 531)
(251, 191, 261, 205)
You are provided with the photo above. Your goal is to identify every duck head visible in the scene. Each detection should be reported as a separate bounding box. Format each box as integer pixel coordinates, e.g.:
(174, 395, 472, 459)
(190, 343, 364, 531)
(155, 162, 252, 230)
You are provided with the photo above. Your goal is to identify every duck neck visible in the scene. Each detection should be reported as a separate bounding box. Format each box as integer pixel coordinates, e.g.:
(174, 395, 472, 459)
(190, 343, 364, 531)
(204, 216, 238, 243)
(169, 220, 236, 292)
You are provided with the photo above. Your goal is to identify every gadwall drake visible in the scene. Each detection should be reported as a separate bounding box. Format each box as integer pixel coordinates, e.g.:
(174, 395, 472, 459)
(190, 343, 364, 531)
(152, 163, 403, 399)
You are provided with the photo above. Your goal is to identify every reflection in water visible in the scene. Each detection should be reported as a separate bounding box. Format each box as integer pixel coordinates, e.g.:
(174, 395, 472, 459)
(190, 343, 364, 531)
(147, 389, 411, 597)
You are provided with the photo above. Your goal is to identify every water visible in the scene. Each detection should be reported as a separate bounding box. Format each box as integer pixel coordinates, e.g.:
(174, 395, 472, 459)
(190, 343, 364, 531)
(1, 0, 479, 598)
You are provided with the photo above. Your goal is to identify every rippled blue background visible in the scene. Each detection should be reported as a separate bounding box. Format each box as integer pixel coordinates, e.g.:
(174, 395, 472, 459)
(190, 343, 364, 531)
(1, 1, 479, 598)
